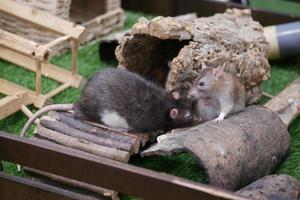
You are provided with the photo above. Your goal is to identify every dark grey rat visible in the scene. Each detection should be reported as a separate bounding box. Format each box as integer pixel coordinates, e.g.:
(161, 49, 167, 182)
(20, 68, 196, 136)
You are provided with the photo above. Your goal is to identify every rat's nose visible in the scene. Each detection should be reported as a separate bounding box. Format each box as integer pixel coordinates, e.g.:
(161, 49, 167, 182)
(187, 92, 195, 100)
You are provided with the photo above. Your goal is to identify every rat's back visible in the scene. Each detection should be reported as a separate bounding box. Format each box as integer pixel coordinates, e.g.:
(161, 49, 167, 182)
(78, 68, 169, 132)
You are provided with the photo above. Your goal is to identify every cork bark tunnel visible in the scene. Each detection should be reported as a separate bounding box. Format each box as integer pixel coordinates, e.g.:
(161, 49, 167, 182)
(116, 9, 270, 104)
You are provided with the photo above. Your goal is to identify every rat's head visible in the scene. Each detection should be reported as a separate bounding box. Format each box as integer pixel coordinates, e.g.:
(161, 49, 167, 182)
(187, 66, 223, 100)
(167, 91, 198, 129)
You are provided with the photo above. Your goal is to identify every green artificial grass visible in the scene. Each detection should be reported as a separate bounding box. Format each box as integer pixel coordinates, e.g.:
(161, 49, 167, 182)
(250, 0, 300, 16)
(0, 8, 300, 200)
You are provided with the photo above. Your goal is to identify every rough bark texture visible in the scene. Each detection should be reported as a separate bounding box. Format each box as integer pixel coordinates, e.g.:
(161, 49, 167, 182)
(141, 106, 290, 191)
(236, 174, 300, 200)
(265, 77, 300, 126)
(116, 8, 270, 104)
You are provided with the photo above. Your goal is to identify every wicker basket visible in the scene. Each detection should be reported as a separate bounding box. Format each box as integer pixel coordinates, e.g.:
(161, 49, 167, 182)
(0, 0, 124, 55)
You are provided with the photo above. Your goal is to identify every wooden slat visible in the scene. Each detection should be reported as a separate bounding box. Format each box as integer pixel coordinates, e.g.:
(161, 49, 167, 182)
(0, 0, 85, 40)
(0, 46, 83, 87)
(0, 29, 51, 61)
(0, 172, 100, 200)
(0, 132, 248, 200)
(0, 79, 46, 107)
(0, 79, 29, 96)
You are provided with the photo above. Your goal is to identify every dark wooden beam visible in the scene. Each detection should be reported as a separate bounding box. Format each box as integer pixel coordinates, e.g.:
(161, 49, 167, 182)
(122, 0, 300, 26)
(0, 132, 248, 200)
(0, 172, 99, 200)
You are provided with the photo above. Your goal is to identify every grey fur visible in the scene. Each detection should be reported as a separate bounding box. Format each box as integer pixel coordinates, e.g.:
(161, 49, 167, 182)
(78, 68, 195, 132)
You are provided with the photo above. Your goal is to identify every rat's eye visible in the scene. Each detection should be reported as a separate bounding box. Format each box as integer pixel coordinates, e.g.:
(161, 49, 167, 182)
(199, 81, 204, 86)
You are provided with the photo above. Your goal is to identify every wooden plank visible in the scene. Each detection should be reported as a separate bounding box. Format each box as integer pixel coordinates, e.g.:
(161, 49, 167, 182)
(0, 0, 86, 40)
(0, 46, 83, 87)
(0, 132, 248, 200)
(0, 172, 100, 200)
(36, 125, 130, 162)
(0, 29, 51, 61)
(0, 79, 30, 96)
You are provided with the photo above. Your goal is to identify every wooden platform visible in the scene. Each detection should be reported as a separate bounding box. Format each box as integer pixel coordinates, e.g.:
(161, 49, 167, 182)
(24, 111, 152, 200)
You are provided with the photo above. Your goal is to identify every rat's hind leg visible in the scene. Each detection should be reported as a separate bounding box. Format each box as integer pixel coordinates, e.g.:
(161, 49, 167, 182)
(100, 110, 131, 131)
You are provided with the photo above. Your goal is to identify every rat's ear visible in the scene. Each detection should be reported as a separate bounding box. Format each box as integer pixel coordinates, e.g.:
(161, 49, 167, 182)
(171, 91, 180, 99)
(169, 109, 178, 119)
(212, 66, 223, 80)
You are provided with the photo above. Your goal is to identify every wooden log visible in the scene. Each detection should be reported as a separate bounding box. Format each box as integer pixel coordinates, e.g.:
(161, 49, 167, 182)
(116, 9, 270, 104)
(265, 77, 300, 126)
(24, 167, 119, 200)
(142, 76, 300, 190)
(39, 116, 134, 153)
(236, 174, 300, 200)
(48, 111, 142, 153)
(142, 106, 290, 191)
(36, 125, 130, 162)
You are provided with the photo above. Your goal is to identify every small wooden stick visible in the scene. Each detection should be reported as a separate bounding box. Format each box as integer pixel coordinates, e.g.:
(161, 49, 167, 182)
(71, 39, 78, 76)
(44, 82, 71, 99)
(35, 60, 42, 95)
(20, 105, 33, 118)
(45, 35, 71, 49)
(262, 92, 274, 99)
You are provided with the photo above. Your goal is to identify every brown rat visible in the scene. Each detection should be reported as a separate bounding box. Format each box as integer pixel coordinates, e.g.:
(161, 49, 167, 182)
(187, 66, 246, 122)
(21, 68, 196, 136)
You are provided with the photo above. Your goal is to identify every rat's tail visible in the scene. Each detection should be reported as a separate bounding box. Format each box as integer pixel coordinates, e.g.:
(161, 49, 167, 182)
(20, 104, 74, 137)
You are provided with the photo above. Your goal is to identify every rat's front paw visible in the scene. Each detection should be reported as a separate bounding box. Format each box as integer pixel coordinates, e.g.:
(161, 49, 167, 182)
(157, 134, 167, 143)
(214, 113, 225, 122)
(214, 117, 224, 122)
